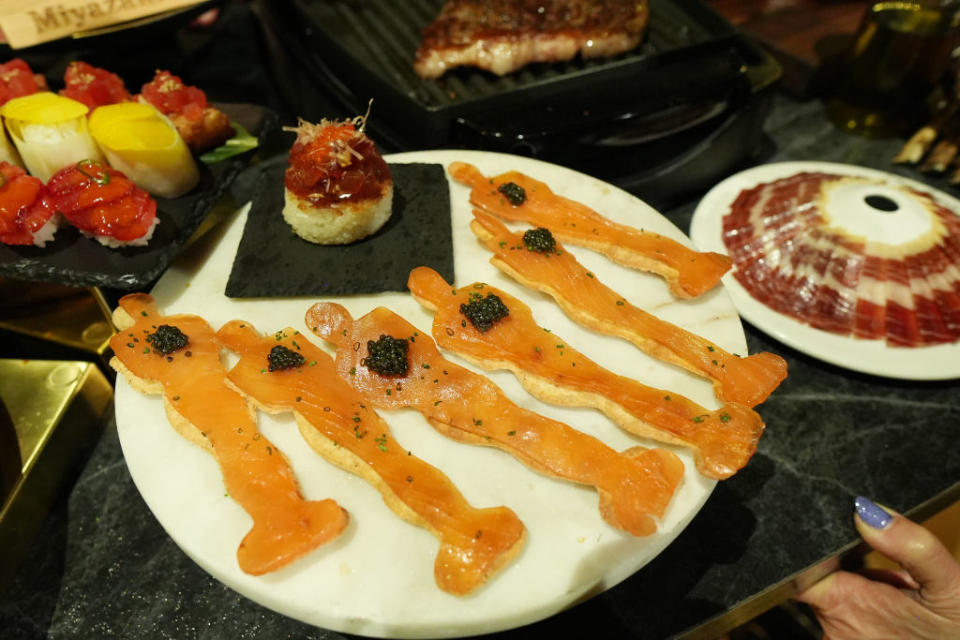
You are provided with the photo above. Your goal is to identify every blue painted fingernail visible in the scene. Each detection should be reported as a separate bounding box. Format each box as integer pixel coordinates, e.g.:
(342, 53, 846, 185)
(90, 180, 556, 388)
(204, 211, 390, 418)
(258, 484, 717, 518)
(855, 496, 892, 529)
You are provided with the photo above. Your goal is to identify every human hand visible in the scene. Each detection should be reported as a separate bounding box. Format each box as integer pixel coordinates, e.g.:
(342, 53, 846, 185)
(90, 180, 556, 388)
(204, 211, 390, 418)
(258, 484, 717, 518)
(794, 496, 960, 640)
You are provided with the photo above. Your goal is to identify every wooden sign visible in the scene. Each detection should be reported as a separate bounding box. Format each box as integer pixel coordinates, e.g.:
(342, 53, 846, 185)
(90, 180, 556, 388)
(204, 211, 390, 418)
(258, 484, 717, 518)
(0, 0, 206, 49)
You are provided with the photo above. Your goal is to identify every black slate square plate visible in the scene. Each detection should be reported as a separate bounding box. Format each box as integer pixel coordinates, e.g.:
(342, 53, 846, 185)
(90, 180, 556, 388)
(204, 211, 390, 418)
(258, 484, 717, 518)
(0, 103, 277, 290)
(225, 159, 454, 298)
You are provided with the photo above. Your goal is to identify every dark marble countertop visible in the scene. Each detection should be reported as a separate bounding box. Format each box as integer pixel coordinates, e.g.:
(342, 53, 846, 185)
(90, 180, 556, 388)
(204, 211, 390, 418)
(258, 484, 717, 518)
(3, 4, 960, 639)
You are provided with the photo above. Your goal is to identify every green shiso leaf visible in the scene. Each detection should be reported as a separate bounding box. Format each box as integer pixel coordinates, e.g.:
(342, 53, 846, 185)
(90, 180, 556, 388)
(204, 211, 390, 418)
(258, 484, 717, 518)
(200, 122, 258, 164)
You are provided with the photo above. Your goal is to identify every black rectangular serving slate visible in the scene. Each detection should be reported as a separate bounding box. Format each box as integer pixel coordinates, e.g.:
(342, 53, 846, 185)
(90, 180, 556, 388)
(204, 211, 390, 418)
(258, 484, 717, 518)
(225, 160, 454, 298)
(0, 103, 276, 291)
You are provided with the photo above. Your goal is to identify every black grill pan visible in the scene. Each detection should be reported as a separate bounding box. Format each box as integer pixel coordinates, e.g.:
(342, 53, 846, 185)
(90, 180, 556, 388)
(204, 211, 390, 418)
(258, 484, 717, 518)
(263, 0, 780, 205)
(282, 0, 742, 137)
(298, 0, 736, 107)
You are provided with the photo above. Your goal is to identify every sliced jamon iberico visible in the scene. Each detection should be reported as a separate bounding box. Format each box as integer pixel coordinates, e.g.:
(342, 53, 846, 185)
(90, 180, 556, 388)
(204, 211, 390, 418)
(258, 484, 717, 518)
(722, 173, 960, 347)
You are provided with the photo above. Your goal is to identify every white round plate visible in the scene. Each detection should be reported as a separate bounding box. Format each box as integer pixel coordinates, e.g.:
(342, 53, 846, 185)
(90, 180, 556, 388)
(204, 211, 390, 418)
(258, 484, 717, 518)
(115, 150, 750, 638)
(690, 160, 960, 380)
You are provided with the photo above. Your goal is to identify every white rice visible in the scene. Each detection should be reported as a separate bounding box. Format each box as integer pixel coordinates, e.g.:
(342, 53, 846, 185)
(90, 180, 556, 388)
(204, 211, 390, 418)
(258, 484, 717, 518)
(282, 183, 393, 245)
(30, 214, 59, 247)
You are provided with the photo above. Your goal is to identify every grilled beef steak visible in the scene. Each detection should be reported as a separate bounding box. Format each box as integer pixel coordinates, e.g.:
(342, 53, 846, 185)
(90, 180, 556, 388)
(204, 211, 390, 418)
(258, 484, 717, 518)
(414, 0, 650, 78)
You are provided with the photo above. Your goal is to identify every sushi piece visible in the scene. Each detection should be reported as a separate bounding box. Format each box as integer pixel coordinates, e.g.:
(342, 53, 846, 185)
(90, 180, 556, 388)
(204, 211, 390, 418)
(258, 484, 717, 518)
(139, 70, 233, 152)
(282, 114, 393, 244)
(0, 161, 57, 246)
(89, 102, 199, 198)
(47, 159, 157, 247)
(0, 59, 39, 168)
(60, 61, 132, 110)
(0, 120, 23, 168)
(0, 58, 47, 106)
(1, 92, 105, 182)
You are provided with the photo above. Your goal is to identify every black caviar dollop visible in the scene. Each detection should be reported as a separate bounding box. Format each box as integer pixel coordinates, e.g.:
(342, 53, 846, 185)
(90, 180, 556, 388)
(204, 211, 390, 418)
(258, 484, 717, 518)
(363, 335, 409, 376)
(498, 182, 526, 206)
(146, 324, 189, 355)
(460, 293, 510, 332)
(268, 345, 306, 371)
(522, 227, 556, 253)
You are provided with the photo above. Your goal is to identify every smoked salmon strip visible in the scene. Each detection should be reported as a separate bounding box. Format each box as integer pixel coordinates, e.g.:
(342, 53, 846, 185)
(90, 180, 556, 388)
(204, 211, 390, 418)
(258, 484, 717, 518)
(306, 302, 685, 537)
(408, 267, 765, 480)
(470, 211, 788, 408)
(216, 320, 526, 595)
(109, 294, 347, 575)
(449, 161, 731, 298)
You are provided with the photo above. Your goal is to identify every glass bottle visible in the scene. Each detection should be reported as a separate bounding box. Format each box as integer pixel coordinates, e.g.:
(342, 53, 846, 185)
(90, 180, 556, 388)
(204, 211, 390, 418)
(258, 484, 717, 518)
(826, 1, 960, 137)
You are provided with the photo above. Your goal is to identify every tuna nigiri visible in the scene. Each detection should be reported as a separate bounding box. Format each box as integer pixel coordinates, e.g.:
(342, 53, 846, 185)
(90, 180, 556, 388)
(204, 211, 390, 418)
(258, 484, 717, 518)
(0, 60, 36, 167)
(217, 320, 526, 595)
(0, 161, 57, 246)
(60, 61, 132, 110)
(0, 58, 47, 106)
(449, 162, 732, 298)
(408, 266, 765, 480)
(1, 92, 105, 182)
(470, 211, 788, 408)
(47, 159, 158, 247)
(139, 70, 232, 153)
(307, 302, 685, 537)
(109, 294, 348, 575)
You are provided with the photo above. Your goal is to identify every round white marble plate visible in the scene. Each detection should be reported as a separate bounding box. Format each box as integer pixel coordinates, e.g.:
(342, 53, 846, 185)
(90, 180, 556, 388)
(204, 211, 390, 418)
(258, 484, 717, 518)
(690, 161, 960, 380)
(115, 150, 749, 638)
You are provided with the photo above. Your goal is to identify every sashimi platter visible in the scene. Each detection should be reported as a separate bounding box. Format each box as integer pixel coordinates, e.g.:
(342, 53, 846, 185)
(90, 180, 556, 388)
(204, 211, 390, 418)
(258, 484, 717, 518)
(107, 109, 788, 637)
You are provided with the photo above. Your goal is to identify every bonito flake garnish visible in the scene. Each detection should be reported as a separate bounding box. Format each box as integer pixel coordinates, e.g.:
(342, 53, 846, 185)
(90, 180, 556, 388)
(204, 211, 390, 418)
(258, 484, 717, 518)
(283, 102, 372, 170)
